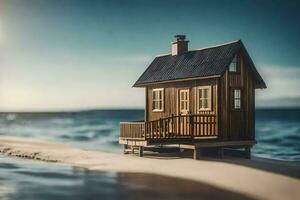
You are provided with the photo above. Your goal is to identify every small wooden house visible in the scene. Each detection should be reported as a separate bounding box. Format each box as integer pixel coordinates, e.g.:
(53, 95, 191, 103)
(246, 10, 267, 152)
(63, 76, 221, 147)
(120, 35, 266, 159)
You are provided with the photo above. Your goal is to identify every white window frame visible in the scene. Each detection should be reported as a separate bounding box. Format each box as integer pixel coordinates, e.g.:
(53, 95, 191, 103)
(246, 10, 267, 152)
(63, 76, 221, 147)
(196, 86, 212, 112)
(229, 55, 237, 72)
(233, 89, 241, 110)
(152, 88, 164, 112)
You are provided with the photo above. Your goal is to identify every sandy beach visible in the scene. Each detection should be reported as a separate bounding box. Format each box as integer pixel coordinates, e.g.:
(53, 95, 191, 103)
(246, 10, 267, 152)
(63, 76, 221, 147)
(0, 136, 299, 200)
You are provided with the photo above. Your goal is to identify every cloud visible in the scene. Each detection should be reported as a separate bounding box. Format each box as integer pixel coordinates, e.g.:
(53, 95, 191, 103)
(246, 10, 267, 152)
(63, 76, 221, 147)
(255, 65, 300, 107)
(256, 97, 300, 108)
(256, 65, 300, 96)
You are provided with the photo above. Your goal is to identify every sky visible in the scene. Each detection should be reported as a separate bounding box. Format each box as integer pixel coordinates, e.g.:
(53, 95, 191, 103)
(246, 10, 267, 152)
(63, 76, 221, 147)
(0, 0, 299, 111)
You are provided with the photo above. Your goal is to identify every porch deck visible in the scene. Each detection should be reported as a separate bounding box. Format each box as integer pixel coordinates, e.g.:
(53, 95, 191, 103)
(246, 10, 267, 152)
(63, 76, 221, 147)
(120, 114, 218, 144)
(119, 114, 256, 159)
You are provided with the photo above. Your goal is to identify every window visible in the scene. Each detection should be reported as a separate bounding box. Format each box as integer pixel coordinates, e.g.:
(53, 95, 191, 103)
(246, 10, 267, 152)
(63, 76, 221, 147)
(233, 89, 241, 110)
(197, 86, 211, 111)
(229, 55, 237, 72)
(152, 88, 164, 111)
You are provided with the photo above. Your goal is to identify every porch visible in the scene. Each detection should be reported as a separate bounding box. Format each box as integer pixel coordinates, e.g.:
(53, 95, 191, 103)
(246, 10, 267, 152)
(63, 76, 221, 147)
(120, 114, 218, 143)
(119, 114, 256, 159)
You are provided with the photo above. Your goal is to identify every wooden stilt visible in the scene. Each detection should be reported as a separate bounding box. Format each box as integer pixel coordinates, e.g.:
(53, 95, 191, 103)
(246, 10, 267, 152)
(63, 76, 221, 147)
(139, 146, 144, 157)
(218, 147, 224, 158)
(193, 148, 200, 160)
(123, 145, 128, 154)
(245, 146, 251, 159)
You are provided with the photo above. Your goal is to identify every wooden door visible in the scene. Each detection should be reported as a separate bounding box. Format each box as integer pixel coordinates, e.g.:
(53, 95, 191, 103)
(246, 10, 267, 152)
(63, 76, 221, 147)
(178, 89, 190, 135)
(229, 88, 245, 140)
(179, 89, 189, 115)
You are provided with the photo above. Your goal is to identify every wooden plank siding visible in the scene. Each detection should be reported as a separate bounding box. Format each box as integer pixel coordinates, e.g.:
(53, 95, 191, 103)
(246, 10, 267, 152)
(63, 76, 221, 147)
(219, 70, 229, 141)
(147, 79, 218, 121)
(220, 52, 255, 141)
(146, 78, 218, 138)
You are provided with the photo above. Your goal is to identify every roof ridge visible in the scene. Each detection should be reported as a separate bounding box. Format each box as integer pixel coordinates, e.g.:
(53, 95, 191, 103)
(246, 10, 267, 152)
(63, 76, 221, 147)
(195, 40, 241, 51)
(154, 40, 241, 58)
(155, 53, 171, 57)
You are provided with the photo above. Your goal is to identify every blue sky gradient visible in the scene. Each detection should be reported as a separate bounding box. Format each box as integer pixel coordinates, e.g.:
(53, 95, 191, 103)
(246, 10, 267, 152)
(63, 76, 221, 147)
(0, 0, 299, 111)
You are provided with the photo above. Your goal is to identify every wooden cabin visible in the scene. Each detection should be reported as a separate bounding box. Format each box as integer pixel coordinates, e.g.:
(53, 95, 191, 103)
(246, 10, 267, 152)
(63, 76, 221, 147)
(120, 35, 266, 159)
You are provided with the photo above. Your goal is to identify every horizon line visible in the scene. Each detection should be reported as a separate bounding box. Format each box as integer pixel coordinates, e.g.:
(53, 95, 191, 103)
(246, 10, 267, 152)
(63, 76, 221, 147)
(0, 106, 299, 113)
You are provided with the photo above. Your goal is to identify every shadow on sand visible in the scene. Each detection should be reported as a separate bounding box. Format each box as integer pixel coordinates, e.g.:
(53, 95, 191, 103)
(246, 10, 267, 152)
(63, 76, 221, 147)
(139, 148, 300, 179)
(115, 172, 256, 200)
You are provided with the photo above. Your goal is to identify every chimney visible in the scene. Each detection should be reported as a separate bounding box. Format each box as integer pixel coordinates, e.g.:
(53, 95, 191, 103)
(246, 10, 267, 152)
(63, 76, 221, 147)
(171, 35, 189, 56)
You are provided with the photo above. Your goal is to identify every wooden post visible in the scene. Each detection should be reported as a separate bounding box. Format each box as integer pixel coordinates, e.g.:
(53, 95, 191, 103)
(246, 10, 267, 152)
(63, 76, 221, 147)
(159, 118, 162, 138)
(139, 146, 144, 157)
(178, 114, 181, 136)
(124, 145, 128, 154)
(190, 114, 194, 139)
(193, 148, 200, 160)
(245, 146, 251, 159)
(144, 122, 147, 140)
(171, 114, 174, 135)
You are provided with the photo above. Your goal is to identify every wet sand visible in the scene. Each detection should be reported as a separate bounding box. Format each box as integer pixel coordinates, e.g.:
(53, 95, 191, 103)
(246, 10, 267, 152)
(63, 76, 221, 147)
(0, 155, 254, 200)
(0, 136, 299, 200)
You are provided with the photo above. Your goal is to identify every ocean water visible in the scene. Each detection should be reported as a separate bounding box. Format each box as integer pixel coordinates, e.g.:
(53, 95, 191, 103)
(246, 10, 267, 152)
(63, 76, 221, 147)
(0, 110, 142, 153)
(0, 108, 299, 161)
(253, 109, 300, 161)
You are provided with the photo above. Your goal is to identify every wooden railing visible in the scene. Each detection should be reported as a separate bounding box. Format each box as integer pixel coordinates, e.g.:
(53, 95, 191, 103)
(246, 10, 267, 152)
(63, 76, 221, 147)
(120, 121, 145, 139)
(145, 114, 217, 139)
(120, 114, 217, 140)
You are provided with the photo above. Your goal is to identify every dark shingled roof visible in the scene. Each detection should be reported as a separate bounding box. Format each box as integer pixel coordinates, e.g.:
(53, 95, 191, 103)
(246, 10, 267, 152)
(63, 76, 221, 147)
(133, 40, 266, 88)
